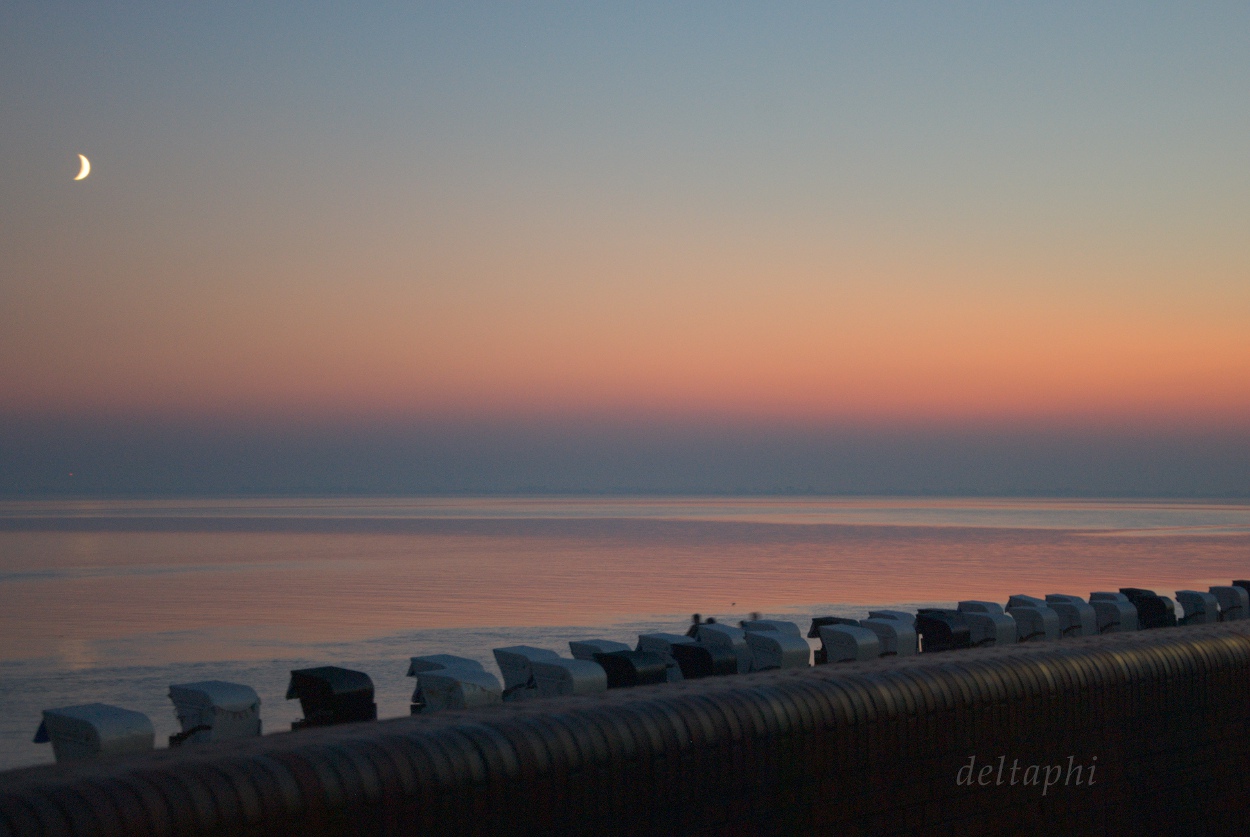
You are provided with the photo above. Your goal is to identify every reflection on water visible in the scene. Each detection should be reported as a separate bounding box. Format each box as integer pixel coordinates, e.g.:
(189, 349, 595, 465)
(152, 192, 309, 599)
(3, 497, 1249, 664)
(54, 637, 96, 672)
(1, 496, 1248, 770)
(5, 495, 1250, 531)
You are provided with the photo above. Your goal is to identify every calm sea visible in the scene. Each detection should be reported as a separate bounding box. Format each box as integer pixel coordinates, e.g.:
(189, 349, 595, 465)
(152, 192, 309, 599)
(2, 496, 1249, 771)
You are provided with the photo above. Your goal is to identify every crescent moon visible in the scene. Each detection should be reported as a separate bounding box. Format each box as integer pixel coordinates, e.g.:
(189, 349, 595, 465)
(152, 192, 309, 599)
(74, 154, 91, 181)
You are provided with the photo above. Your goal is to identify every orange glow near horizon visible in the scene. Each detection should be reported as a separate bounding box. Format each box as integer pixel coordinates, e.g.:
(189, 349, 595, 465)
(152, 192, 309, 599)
(3, 244, 1249, 427)
(4, 176, 1250, 429)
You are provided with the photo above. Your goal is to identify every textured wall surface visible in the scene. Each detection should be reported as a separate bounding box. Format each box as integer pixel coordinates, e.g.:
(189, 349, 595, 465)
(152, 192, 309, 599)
(3, 623, 1250, 836)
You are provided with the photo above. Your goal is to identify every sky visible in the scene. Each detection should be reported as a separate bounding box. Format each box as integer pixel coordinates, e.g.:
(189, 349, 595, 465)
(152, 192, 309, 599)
(2, 2, 1249, 496)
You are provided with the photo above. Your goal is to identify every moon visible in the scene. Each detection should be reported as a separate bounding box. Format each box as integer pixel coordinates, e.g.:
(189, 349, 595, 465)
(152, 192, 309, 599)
(74, 154, 91, 181)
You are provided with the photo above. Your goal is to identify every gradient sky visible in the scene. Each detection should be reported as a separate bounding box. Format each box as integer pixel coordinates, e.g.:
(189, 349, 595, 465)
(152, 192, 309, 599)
(2, 2, 1249, 495)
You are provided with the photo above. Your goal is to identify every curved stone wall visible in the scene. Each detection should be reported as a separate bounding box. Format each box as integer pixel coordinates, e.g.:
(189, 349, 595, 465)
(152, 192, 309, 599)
(3, 622, 1250, 836)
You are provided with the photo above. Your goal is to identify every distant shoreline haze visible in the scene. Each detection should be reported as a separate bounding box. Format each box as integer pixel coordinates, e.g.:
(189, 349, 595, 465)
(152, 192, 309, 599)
(1, 415, 1246, 497)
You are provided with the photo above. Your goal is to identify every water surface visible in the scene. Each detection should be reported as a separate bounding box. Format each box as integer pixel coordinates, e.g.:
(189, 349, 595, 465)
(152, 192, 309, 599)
(2, 496, 1247, 770)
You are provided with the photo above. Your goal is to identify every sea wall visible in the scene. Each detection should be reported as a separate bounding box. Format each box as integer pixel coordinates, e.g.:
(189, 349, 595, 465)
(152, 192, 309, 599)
(3, 622, 1250, 836)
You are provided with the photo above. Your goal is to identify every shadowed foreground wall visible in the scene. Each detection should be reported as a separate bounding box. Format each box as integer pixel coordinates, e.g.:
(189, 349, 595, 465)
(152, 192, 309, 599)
(2, 623, 1249, 836)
